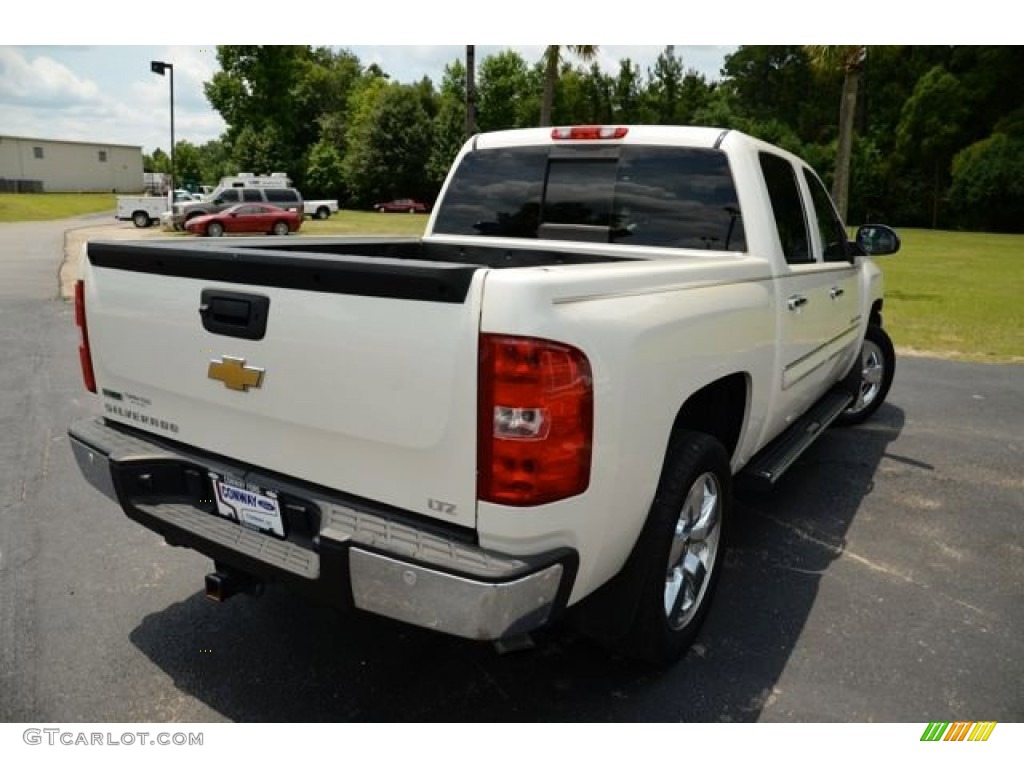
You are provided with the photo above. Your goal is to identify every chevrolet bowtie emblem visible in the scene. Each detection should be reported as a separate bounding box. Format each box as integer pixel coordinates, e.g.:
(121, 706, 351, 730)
(208, 356, 265, 392)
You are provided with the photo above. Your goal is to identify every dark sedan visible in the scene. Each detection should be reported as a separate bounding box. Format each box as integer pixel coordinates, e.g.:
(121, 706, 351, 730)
(185, 203, 303, 237)
(373, 198, 430, 214)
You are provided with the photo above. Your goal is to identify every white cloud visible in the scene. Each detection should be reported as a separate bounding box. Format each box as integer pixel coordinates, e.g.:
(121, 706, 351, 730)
(0, 47, 101, 106)
(0, 46, 226, 152)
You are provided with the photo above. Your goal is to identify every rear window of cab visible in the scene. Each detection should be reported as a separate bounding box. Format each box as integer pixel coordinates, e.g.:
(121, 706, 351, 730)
(433, 145, 746, 251)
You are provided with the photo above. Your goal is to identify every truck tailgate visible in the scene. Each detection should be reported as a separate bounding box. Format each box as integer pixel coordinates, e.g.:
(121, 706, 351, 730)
(83, 241, 485, 530)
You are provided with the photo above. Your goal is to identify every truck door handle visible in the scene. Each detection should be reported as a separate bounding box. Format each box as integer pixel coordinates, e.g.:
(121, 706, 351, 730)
(830, 287, 845, 300)
(787, 295, 808, 311)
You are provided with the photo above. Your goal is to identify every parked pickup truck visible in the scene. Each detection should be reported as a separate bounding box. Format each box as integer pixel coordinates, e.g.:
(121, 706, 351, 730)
(304, 199, 339, 220)
(69, 125, 900, 665)
(115, 190, 197, 228)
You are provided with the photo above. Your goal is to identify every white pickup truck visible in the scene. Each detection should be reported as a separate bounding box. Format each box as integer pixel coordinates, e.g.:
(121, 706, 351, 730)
(303, 199, 339, 220)
(115, 190, 198, 228)
(69, 125, 900, 665)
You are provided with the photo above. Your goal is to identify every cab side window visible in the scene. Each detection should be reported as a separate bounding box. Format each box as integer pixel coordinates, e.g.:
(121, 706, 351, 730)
(803, 169, 850, 262)
(759, 152, 811, 265)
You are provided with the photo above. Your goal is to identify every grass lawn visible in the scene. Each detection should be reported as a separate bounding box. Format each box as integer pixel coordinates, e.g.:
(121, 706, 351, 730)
(301, 209, 429, 237)
(878, 229, 1023, 363)
(0, 193, 115, 222)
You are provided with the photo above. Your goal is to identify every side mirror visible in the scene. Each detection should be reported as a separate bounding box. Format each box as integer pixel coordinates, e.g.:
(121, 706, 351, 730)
(855, 224, 901, 256)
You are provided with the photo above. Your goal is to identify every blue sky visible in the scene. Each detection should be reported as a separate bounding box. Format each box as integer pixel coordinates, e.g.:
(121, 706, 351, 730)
(0, 45, 735, 153)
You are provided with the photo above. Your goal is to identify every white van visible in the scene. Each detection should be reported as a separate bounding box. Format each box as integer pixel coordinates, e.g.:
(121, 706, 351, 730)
(216, 172, 292, 190)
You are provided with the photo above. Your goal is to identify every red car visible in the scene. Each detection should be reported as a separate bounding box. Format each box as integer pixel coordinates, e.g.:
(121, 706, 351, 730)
(185, 203, 302, 237)
(373, 198, 429, 214)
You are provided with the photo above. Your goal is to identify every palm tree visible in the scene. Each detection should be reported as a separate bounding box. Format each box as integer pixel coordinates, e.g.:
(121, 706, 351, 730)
(805, 45, 867, 220)
(540, 45, 599, 127)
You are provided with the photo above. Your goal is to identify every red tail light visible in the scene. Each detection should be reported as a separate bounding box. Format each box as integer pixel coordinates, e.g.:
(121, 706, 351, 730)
(74, 279, 96, 393)
(478, 334, 593, 506)
(551, 126, 628, 140)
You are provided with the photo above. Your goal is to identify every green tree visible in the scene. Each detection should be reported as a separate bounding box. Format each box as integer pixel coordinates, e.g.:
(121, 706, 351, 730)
(476, 50, 532, 131)
(721, 46, 822, 133)
(342, 82, 433, 206)
(194, 139, 234, 186)
(427, 99, 467, 188)
(610, 59, 652, 123)
(205, 46, 363, 187)
(539, 45, 599, 127)
(557, 64, 613, 125)
(692, 86, 742, 128)
(428, 61, 470, 187)
(950, 132, 1024, 232)
(647, 46, 685, 123)
(895, 65, 968, 228)
(171, 140, 203, 189)
(805, 45, 867, 220)
(143, 148, 170, 174)
(231, 124, 290, 175)
(644, 46, 713, 125)
(848, 132, 888, 224)
(305, 139, 346, 200)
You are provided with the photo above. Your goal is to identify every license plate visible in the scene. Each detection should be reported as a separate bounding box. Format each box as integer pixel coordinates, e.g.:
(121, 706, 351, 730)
(211, 474, 284, 538)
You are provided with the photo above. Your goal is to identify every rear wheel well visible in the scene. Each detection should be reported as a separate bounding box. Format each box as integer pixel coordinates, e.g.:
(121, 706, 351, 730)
(570, 373, 748, 647)
(668, 373, 748, 464)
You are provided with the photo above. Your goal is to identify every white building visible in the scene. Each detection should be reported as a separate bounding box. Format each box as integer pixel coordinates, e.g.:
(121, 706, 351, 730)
(0, 135, 144, 193)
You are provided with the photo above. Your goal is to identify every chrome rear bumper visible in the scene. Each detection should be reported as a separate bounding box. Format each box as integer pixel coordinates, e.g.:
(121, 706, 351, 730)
(69, 418, 574, 641)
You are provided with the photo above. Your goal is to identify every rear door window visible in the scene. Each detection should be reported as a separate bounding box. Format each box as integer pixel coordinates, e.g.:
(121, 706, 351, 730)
(759, 153, 812, 264)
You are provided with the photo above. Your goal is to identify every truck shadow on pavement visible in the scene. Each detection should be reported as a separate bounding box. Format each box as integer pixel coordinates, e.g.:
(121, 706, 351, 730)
(129, 405, 906, 722)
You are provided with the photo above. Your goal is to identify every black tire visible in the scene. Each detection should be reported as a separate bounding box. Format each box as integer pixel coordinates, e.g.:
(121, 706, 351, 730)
(272, 221, 290, 236)
(315, 207, 330, 220)
(835, 323, 895, 426)
(132, 211, 151, 228)
(206, 221, 224, 238)
(618, 430, 731, 666)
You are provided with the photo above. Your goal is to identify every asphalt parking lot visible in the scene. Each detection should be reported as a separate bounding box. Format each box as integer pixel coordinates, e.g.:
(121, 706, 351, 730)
(1, 216, 1021, 722)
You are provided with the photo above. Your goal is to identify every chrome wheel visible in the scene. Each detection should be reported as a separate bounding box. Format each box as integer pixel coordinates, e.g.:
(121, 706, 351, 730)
(664, 471, 722, 631)
(846, 338, 885, 417)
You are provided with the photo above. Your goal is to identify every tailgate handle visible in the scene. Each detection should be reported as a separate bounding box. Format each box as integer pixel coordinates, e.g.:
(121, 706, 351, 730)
(199, 289, 270, 340)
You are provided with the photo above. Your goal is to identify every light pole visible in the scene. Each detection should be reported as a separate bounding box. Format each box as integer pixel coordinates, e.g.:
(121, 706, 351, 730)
(150, 60, 175, 195)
